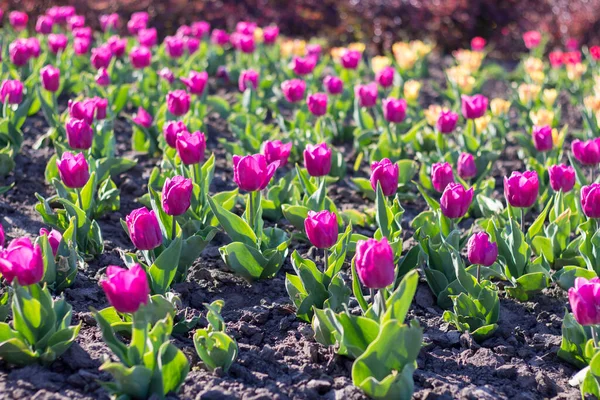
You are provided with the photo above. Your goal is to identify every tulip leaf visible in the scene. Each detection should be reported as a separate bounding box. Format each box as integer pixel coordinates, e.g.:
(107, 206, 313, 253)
(100, 362, 152, 399)
(381, 270, 419, 325)
(413, 180, 440, 211)
(207, 195, 257, 247)
(282, 204, 310, 231)
(149, 237, 182, 295)
(334, 311, 380, 360)
(526, 197, 553, 242)
(153, 342, 190, 396)
(0, 336, 38, 366)
(351, 258, 369, 313)
(219, 242, 268, 280)
(312, 307, 338, 347)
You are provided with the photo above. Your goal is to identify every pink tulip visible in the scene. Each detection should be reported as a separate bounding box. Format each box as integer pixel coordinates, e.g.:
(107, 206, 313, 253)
(305, 210, 338, 249)
(323, 75, 343, 95)
(307, 93, 328, 116)
(376, 66, 395, 88)
(129, 46, 152, 69)
(340, 49, 361, 69)
(107, 36, 126, 57)
(74, 37, 91, 55)
(48, 34, 68, 54)
(568, 277, 600, 326)
(238, 34, 255, 53)
(176, 131, 206, 165)
(95, 68, 111, 87)
(355, 237, 395, 289)
(162, 176, 193, 216)
(431, 162, 455, 192)
(138, 28, 157, 47)
(523, 31, 542, 49)
(185, 37, 200, 54)
(566, 38, 579, 51)
(132, 107, 153, 128)
(66, 118, 93, 150)
(100, 13, 120, 32)
(36, 15, 54, 34)
(457, 153, 477, 180)
(307, 44, 322, 59)
(471, 37, 486, 51)
(93, 98, 108, 121)
(101, 264, 150, 314)
(564, 51, 581, 65)
(236, 21, 257, 35)
(548, 164, 575, 193)
(67, 15, 85, 30)
(176, 25, 192, 38)
(572, 139, 600, 166)
(91, 46, 113, 70)
(211, 29, 230, 46)
(165, 36, 185, 58)
(591, 47, 600, 61)
(370, 158, 399, 196)
(127, 14, 148, 35)
(532, 125, 553, 152)
(0, 80, 24, 105)
(180, 71, 208, 96)
(126, 207, 163, 251)
(68, 99, 95, 124)
(504, 171, 539, 208)
(304, 143, 332, 177)
(239, 69, 259, 92)
(263, 25, 279, 44)
(382, 98, 407, 123)
(56, 152, 90, 189)
(440, 183, 473, 219)
(40, 228, 62, 257)
(281, 79, 306, 103)
(26, 38, 40, 58)
(166, 90, 191, 116)
(262, 140, 292, 166)
(436, 110, 459, 134)
(461, 94, 488, 119)
(354, 83, 378, 108)
(0, 237, 43, 286)
(467, 232, 498, 266)
(159, 67, 175, 83)
(73, 27, 93, 40)
(291, 56, 316, 76)
(191, 21, 211, 38)
(582, 184, 600, 218)
(232, 154, 279, 192)
(9, 11, 28, 31)
(9, 39, 30, 66)
(163, 120, 188, 148)
(549, 51, 563, 68)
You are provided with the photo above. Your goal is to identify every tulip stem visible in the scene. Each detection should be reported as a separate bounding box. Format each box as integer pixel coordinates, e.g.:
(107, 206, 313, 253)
(369, 288, 375, 305)
(520, 208, 525, 233)
(476, 264, 481, 284)
(592, 326, 599, 348)
(378, 289, 387, 313)
(77, 189, 83, 210)
(171, 216, 177, 240)
(323, 248, 329, 271)
(248, 192, 254, 232)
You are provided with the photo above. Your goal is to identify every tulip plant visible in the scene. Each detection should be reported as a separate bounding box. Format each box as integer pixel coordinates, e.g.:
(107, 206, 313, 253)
(193, 300, 238, 372)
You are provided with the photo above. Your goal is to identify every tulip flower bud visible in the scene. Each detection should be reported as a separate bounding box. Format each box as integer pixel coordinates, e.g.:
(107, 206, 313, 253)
(523, 31, 542, 49)
(0, 80, 24, 105)
(48, 34, 69, 54)
(36, 15, 54, 34)
(375, 66, 395, 88)
(341, 49, 361, 69)
(239, 69, 259, 92)
(382, 98, 407, 123)
(262, 140, 292, 166)
(40, 65, 60, 92)
(572, 138, 600, 166)
(191, 21, 211, 38)
(132, 107, 153, 128)
(138, 28, 158, 47)
(307, 93, 328, 116)
(159, 67, 175, 84)
(127, 13, 148, 35)
(107, 36, 126, 58)
(281, 79, 306, 103)
(323, 75, 343, 95)
(304, 143, 332, 177)
(9, 39, 30, 67)
(263, 25, 279, 44)
(68, 99, 95, 124)
(162, 176, 193, 216)
(307, 44, 322, 59)
(548, 164, 575, 193)
(40, 228, 62, 257)
(166, 90, 191, 117)
(101, 264, 150, 314)
(467, 232, 498, 266)
(129, 46, 152, 69)
(9, 11, 28, 32)
(91, 46, 113, 70)
(233, 154, 279, 192)
(431, 162, 455, 192)
(211, 29, 230, 46)
(56, 152, 90, 189)
(126, 207, 163, 250)
(67, 15, 85, 30)
(74, 37, 91, 55)
(440, 183, 474, 219)
(370, 158, 399, 196)
(457, 153, 477, 180)
(176, 25, 192, 37)
(591, 46, 600, 61)
(0, 237, 43, 286)
(461, 94, 488, 119)
(176, 131, 206, 165)
(504, 171, 539, 208)
(236, 21, 257, 35)
(185, 37, 200, 55)
(569, 278, 600, 326)
(471, 37, 486, 51)
(66, 118, 93, 150)
(355, 237, 395, 289)
(238, 34, 256, 53)
(532, 125, 553, 152)
(100, 13, 120, 32)
(354, 82, 378, 108)
(26, 38, 40, 59)
(73, 27, 93, 40)
(165, 36, 185, 59)
(181, 71, 208, 95)
(93, 97, 108, 120)
(549, 51, 564, 68)
(163, 120, 188, 148)
(304, 210, 338, 249)
(291, 56, 316, 76)
(581, 184, 600, 218)
(95, 68, 111, 87)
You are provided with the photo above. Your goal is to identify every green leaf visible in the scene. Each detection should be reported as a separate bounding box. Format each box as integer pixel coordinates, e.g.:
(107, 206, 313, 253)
(382, 270, 419, 325)
(334, 312, 380, 359)
(219, 242, 269, 281)
(207, 195, 257, 247)
(149, 237, 182, 295)
(100, 362, 152, 399)
(351, 258, 369, 313)
(154, 342, 189, 395)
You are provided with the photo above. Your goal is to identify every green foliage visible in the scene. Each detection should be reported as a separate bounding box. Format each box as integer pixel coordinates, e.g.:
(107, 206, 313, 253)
(193, 300, 238, 372)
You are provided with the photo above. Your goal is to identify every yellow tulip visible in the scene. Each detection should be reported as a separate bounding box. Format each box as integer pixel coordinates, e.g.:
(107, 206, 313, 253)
(542, 89, 558, 108)
(490, 98, 511, 116)
(403, 80, 422, 102)
(530, 109, 555, 127)
(518, 83, 541, 104)
(371, 56, 391, 74)
(475, 115, 491, 134)
(424, 104, 443, 126)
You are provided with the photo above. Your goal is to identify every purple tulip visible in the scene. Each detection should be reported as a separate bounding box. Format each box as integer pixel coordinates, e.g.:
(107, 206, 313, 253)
(138, 28, 158, 47)
(9, 39, 30, 66)
(582, 184, 600, 218)
(568, 277, 600, 326)
(181, 71, 208, 95)
(74, 37, 91, 55)
(382, 98, 407, 123)
(185, 37, 200, 54)
(467, 232, 498, 267)
(281, 79, 306, 103)
(159, 67, 175, 84)
(176, 131, 206, 165)
(572, 138, 600, 166)
(341, 49, 361, 69)
(40, 65, 60, 92)
(166, 90, 191, 117)
(191, 21, 211, 38)
(126, 207, 163, 251)
(91, 46, 113, 70)
(101, 264, 150, 313)
(263, 140, 292, 166)
(162, 176, 193, 216)
(239, 69, 259, 92)
(127, 14, 148, 35)
(440, 183, 474, 219)
(323, 75, 343, 95)
(9, 11, 28, 31)
(238, 34, 255, 53)
(95, 68, 111, 87)
(73, 27, 92, 40)
(304, 143, 332, 177)
(164, 121, 188, 148)
(211, 29, 230, 46)
(100, 13, 120, 32)
(370, 158, 399, 196)
(236, 21, 257, 35)
(68, 99, 95, 124)
(305, 210, 338, 249)
(232, 154, 280, 192)
(0, 237, 43, 286)
(532, 125, 553, 152)
(504, 171, 539, 208)
(26, 38, 40, 58)
(165, 36, 185, 59)
(376, 66, 395, 88)
(457, 153, 477, 180)
(93, 98, 108, 121)
(548, 164, 576, 193)
(0, 80, 24, 105)
(263, 25, 280, 44)
(67, 15, 85, 30)
(291, 56, 316, 76)
(355, 237, 395, 289)
(461, 94, 488, 119)
(431, 162, 455, 192)
(132, 107, 153, 128)
(36, 15, 54, 34)
(436, 110, 459, 134)
(129, 46, 152, 69)
(48, 34, 68, 54)
(307, 93, 328, 116)
(56, 152, 90, 189)
(107, 36, 126, 57)
(354, 83, 378, 108)
(307, 43, 322, 59)
(40, 228, 62, 257)
(66, 118, 93, 150)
